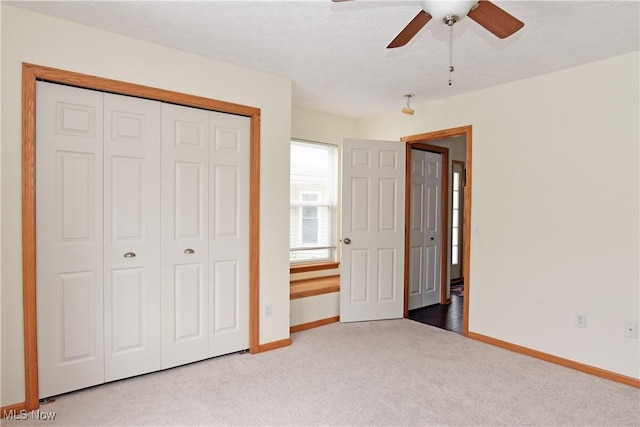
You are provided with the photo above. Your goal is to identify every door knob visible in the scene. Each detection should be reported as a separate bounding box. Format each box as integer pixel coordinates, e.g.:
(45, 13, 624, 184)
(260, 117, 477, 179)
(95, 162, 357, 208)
(184, 248, 195, 254)
(343, 238, 351, 245)
(123, 252, 136, 258)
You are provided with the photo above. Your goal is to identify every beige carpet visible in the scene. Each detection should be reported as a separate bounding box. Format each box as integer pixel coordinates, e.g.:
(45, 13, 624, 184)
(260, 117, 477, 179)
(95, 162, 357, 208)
(3, 319, 639, 426)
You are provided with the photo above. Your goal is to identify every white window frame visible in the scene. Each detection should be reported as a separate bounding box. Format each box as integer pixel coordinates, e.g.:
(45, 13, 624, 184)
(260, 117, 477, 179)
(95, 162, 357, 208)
(290, 140, 338, 264)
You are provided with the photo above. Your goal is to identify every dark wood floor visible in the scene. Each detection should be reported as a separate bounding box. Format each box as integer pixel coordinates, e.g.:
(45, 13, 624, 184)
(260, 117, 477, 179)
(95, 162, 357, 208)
(407, 293, 463, 334)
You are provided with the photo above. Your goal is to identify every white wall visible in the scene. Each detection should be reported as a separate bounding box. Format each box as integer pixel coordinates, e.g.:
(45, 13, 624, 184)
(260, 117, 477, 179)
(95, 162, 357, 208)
(291, 293, 340, 328)
(355, 52, 640, 379)
(1, 5, 292, 406)
(292, 107, 357, 148)
(428, 136, 466, 163)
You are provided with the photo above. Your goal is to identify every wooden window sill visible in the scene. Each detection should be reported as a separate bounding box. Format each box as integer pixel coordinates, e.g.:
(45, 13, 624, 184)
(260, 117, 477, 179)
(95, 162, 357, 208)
(290, 261, 339, 274)
(290, 274, 340, 300)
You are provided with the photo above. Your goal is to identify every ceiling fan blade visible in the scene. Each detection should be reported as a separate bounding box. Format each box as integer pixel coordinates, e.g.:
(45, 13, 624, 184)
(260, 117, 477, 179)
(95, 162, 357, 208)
(387, 10, 432, 49)
(467, 0, 524, 39)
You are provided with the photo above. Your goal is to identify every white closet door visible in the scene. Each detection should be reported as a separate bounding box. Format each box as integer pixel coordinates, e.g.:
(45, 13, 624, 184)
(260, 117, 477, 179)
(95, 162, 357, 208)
(161, 103, 210, 369)
(103, 93, 162, 381)
(36, 82, 105, 398)
(208, 112, 250, 357)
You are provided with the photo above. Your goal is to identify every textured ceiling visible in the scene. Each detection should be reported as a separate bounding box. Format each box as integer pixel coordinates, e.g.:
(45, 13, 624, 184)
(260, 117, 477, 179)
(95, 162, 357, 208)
(10, 0, 640, 118)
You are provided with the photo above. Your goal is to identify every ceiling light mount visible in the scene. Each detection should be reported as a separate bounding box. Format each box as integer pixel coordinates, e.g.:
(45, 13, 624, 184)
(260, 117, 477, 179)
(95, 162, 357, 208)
(402, 94, 415, 115)
(443, 14, 459, 27)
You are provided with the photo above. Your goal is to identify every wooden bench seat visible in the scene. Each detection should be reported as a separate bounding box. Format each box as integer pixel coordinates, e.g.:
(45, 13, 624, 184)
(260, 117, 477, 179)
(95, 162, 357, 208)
(290, 274, 340, 300)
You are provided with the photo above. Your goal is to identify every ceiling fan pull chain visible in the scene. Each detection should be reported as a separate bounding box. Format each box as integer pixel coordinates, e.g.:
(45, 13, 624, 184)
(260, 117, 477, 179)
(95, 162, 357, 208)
(449, 23, 454, 86)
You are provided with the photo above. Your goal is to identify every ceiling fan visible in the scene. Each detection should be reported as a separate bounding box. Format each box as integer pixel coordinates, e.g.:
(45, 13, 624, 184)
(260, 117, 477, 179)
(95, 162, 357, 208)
(332, 0, 524, 48)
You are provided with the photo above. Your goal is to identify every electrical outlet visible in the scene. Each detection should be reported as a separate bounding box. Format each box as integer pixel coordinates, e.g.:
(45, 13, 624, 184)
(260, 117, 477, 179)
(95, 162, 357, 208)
(624, 321, 637, 338)
(264, 304, 272, 318)
(575, 313, 586, 329)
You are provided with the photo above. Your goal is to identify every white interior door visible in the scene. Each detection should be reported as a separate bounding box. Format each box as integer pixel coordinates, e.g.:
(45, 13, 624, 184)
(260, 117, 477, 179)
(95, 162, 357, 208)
(36, 82, 105, 398)
(340, 139, 405, 322)
(161, 103, 210, 369)
(208, 112, 250, 357)
(103, 93, 162, 381)
(409, 149, 442, 309)
(409, 150, 426, 310)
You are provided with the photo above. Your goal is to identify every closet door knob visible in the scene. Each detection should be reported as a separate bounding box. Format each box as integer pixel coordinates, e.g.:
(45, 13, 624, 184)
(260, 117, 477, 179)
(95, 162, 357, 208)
(123, 252, 136, 258)
(184, 248, 195, 254)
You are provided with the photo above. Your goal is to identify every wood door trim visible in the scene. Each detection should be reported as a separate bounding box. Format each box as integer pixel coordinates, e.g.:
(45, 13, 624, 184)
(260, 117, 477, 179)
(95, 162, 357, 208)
(257, 338, 292, 352)
(402, 126, 472, 336)
(290, 316, 340, 333)
(404, 143, 449, 310)
(21, 63, 261, 410)
(22, 64, 39, 411)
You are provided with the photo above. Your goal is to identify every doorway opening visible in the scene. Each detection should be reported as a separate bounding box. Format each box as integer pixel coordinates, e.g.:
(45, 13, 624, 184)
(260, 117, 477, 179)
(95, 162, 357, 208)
(402, 126, 472, 336)
(406, 145, 449, 311)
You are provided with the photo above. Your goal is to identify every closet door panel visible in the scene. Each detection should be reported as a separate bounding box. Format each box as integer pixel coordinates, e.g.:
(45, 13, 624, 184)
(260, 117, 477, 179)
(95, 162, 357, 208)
(161, 103, 210, 369)
(36, 82, 105, 398)
(103, 93, 161, 381)
(175, 161, 205, 239)
(208, 112, 250, 357)
(174, 263, 204, 340)
(212, 260, 239, 333)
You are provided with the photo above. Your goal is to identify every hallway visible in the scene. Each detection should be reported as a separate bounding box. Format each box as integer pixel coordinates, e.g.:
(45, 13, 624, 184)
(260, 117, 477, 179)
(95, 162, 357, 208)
(407, 294, 463, 334)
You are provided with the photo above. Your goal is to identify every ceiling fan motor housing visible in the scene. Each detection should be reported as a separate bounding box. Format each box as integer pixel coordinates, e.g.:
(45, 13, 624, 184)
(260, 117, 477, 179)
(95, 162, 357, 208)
(421, 0, 479, 22)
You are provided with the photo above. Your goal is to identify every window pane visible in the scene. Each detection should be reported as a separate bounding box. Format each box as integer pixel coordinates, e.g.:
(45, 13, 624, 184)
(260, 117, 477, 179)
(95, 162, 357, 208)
(302, 219, 318, 244)
(452, 210, 459, 228)
(452, 190, 459, 209)
(452, 228, 458, 246)
(291, 142, 334, 204)
(452, 245, 459, 265)
(302, 206, 317, 219)
(453, 171, 460, 191)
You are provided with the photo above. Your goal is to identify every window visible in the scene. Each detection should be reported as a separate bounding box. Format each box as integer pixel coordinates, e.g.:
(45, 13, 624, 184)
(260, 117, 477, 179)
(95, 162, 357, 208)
(451, 168, 461, 265)
(290, 141, 337, 263)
